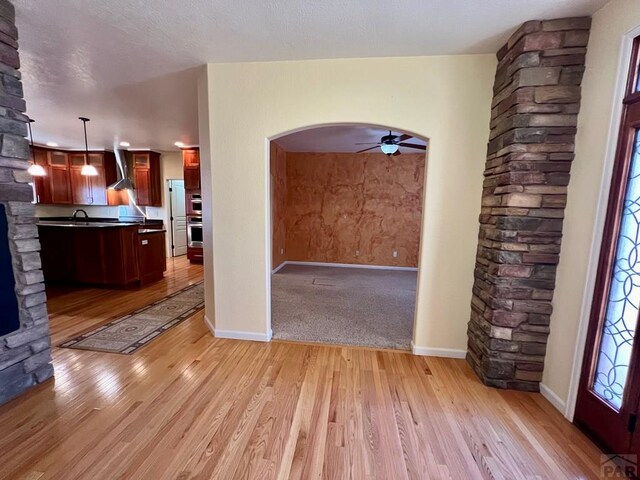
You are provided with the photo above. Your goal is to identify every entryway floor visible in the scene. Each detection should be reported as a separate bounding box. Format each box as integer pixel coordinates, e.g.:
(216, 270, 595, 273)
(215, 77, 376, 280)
(271, 264, 417, 350)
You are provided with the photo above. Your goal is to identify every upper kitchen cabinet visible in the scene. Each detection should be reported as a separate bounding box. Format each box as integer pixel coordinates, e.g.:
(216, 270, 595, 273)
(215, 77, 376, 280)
(46, 150, 72, 204)
(131, 151, 161, 206)
(183, 148, 200, 190)
(33, 147, 118, 206)
(69, 153, 105, 205)
(32, 147, 51, 204)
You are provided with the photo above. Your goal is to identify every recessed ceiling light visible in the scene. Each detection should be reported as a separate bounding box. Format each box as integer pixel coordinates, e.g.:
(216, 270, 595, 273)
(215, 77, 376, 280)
(174, 141, 184, 147)
(119, 141, 130, 147)
(46, 141, 58, 147)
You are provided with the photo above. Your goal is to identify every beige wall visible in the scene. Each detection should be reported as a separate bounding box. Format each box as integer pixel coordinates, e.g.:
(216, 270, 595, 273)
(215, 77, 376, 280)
(544, 0, 640, 414)
(200, 54, 495, 345)
(285, 152, 425, 267)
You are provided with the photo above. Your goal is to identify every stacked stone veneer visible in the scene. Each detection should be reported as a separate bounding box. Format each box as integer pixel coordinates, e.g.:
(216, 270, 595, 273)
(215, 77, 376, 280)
(0, 0, 53, 404)
(467, 17, 591, 391)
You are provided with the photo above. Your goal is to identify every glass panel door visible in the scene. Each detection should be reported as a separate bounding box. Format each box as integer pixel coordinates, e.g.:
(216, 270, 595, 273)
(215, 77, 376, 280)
(593, 130, 640, 409)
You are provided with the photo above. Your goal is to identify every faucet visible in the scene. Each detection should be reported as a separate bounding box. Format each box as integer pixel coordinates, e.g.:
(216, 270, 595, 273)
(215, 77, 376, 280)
(72, 209, 89, 221)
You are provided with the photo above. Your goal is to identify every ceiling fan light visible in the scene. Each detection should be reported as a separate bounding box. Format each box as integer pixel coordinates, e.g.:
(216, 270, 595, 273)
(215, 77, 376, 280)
(81, 164, 98, 176)
(28, 163, 46, 176)
(380, 143, 399, 155)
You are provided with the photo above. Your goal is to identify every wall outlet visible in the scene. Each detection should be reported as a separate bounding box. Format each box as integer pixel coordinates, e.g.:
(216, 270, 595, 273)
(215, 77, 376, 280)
(392, 250, 398, 258)
(280, 248, 284, 255)
(355, 250, 360, 256)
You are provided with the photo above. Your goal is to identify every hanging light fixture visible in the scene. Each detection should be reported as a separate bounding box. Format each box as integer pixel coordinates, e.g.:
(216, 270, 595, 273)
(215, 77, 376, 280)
(380, 131, 399, 156)
(79, 117, 98, 176)
(26, 119, 46, 177)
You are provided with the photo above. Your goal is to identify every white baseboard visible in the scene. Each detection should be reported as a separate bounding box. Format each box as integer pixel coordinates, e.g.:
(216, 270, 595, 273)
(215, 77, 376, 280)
(204, 315, 215, 335)
(277, 260, 418, 272)
(271, 262, 287, 274)
(411, 342, 467, 358)
(213, 328, 273, 342)
(539, 383, 567, 415)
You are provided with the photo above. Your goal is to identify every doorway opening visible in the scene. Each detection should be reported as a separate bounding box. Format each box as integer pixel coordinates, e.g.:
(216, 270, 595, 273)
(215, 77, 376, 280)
(269, 124, 427, 350)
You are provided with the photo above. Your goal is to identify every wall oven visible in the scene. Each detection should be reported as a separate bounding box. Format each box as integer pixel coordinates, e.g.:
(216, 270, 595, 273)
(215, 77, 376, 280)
(189, 193, 202, 214)
(187, 216, 203, 247)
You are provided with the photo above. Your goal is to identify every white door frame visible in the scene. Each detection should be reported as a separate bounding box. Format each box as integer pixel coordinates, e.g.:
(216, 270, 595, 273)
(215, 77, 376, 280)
(264, 122, 430, 347)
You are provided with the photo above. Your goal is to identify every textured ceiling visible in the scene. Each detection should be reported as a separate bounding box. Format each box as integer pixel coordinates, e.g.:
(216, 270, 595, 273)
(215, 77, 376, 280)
(14, 0, 608, 151)
(275, 126, 427, 153)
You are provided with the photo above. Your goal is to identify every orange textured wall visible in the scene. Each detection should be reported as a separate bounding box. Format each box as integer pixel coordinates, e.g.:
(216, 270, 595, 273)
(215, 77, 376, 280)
(285, 152, 425, 267)
(270, 142, 287, 269)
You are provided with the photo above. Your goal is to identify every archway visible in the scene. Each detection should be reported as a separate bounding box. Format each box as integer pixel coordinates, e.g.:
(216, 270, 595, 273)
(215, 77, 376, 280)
(266, 123, 429, 350)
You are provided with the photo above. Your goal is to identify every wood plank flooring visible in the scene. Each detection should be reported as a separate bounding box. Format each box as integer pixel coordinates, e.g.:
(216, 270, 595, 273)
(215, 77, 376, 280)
(0, 256, 604, 479)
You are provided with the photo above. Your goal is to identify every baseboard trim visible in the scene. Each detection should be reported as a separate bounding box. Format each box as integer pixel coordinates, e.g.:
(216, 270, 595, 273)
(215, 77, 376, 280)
(277, 260, 418, 272)
(214, 328, 273, 342)
(540, 383, 566, 415)
(271, 262, 287, 274)
(411, 342, 467, 358)
(204, 315, 215, 335)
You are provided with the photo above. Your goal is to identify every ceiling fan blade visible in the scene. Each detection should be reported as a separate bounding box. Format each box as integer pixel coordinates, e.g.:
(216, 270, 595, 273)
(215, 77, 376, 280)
(392, 149, 402, 156)
(356, 146, 379, 153)
(398, 142, 426, 150)
(396, 134, 412, 142)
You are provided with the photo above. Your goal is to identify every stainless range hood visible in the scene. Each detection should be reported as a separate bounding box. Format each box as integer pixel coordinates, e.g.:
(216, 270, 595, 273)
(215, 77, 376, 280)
(108, 149, 134, 191)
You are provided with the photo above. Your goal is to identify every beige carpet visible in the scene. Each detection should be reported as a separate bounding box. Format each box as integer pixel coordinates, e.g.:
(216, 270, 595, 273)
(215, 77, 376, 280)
(271, 264, 417, 350)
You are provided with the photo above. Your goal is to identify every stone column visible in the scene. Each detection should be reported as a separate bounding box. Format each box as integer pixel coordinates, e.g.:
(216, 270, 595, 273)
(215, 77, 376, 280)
(467, 17, 591, 391)
(0, 0, 53, 404)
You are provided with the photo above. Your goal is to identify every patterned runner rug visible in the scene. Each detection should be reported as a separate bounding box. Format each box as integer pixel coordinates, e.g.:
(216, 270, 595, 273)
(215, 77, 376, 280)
(60, 282, 205, 354)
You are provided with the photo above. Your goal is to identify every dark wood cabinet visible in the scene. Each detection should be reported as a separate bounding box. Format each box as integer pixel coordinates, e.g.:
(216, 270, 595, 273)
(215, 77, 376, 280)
(133, 167, 150, 205)
(138, 231, 167, 284)
(48, 151, 72, 204)
(187, 246, 203, 263)
(32, 148, 51, 204)
(183, 148, 200, 190)
(183, 148, 203, 263)
(69, 153, 111, 206)
(131, 151, 161, 206)
(38, 224, 166, 288)
(33, 147, 118, 206)
(184, 168, 200, 191)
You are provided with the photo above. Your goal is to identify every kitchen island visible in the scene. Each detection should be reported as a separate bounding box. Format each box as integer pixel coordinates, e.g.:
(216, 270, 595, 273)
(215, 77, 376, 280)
(38, 219, 167, 288)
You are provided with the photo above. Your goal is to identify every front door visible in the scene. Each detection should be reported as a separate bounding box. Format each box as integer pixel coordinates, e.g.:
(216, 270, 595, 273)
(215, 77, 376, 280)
(575, 35, 640, 454)
(169, 180, 188, 257)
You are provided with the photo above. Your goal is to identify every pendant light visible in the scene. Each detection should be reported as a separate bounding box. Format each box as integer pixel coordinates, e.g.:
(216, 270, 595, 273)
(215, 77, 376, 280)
(79, 117, 98, 176)
(26, 119, 46, 177)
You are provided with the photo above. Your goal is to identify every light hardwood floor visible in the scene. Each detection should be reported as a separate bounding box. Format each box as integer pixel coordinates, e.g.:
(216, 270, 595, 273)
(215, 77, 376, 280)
(0, 256, 604, 479)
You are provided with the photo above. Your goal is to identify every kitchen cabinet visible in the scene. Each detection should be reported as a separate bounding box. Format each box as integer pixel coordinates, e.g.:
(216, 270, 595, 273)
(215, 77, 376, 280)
(131, 151, 161, 206)
(32, 148, 51, 204)
(38, 223, 166, 288)
(183, 148, 200, 190)
(138, 230, 167, 284)
(69, 153, 111, 206)
(48, 151, 72, 204)
(33, 147, 118, 206)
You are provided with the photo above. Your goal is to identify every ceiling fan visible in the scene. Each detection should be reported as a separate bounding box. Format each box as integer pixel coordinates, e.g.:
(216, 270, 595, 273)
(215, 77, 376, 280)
(355, 131, 427, 156)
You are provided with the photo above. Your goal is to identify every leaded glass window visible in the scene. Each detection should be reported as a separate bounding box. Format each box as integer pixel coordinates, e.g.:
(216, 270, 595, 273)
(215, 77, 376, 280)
(593, 130, 640, 409)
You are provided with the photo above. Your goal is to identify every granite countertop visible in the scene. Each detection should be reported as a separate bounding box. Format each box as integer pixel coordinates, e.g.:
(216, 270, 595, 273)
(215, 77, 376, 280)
(37, 217, 165, 230)
(37, 221, 140, 228)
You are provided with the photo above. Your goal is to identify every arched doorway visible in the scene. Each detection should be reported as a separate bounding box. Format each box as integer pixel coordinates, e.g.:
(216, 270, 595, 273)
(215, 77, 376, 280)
(267, 124, 428, 350)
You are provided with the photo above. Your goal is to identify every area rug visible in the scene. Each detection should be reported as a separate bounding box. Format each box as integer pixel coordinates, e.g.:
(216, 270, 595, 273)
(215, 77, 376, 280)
(60, 282, 205, 354)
